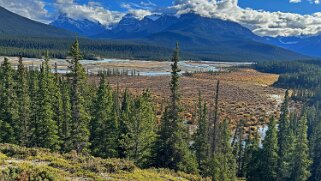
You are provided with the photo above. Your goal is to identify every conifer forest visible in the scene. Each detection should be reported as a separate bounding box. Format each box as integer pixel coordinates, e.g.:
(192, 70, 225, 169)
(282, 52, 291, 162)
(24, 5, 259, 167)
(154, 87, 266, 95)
(0, 39, 320, 181)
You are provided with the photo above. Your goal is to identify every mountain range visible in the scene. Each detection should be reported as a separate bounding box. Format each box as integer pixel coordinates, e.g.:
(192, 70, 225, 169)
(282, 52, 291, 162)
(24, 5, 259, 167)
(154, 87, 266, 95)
(0, 6, 317, 61)
(50, 15, 106, 36)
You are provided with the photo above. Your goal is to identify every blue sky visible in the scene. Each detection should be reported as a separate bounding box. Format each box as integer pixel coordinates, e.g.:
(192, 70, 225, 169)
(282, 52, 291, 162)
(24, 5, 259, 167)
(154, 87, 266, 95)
(1, 0, 321, 37)
(239, 0, 321, 14)
(40, 0, 321, 15)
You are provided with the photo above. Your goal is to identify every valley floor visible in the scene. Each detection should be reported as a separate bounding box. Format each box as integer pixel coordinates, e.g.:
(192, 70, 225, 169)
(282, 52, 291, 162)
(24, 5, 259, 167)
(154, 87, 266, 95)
(104, 69, 294, 129)
(0, 56, 252, 75)
(1, 56, 294, 129)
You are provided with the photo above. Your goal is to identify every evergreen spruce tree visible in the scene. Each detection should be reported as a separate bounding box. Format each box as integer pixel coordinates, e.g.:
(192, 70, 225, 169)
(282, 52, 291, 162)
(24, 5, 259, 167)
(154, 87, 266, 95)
(0, 57, 18, 143)
(210, 120, 237, 181)
(16, 56, 31, 146)
(118, 89, 133, 158)
(193, 91, 210, 173)
(245, 128, 262, 181)
(28, 65, 40, 147)
(60, 79, 72, 152)
(290, 115, 311, 181)
(277, 90, 295, 180)
(310, 109, 321, 181)
(152, 43, 198, 174)
(36, 52, 59, 150)
(90, 74, 118, 158)
(232, 120, 245, 177)
(210, 80, 220, 155)
(261, 117, 278, 181)
(67, 39, 90, 153)
(52, 63, 64, 148)
(130, 90, 157, 167)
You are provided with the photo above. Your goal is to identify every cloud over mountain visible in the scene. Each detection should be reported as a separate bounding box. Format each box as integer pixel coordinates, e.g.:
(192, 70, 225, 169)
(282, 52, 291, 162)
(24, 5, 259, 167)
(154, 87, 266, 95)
(171, 0, 321, 37)
(54, 0, 124, 27)
(1, 0, 321, 37)
(0, 0, 52, 23)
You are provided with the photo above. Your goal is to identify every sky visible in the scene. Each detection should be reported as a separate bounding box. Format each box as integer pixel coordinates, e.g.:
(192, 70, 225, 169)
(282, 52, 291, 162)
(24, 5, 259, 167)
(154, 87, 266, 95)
(1, 0, 321, 37)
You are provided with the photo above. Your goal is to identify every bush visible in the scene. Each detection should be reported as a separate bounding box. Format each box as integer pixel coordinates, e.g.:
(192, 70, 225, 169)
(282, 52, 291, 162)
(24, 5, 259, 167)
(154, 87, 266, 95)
(0, 165, 58, 181)
(0, 153, 7, 164)
(0, 144, 41, 159)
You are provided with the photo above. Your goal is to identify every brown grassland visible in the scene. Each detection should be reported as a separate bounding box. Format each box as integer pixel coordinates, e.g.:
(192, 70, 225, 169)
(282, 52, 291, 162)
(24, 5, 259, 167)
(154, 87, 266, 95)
(91, 68, 291, 129)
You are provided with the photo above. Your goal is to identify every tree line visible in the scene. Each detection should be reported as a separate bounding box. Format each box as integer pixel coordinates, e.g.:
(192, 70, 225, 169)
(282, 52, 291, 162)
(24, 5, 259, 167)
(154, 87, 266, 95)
(0, 36, 199, 61)
(255, 60, 321, 104)
(0, 40, 319, 180)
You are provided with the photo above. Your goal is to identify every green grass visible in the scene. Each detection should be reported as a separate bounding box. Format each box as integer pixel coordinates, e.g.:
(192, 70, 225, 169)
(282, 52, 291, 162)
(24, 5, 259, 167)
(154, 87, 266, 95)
(0, 144, 208, 181)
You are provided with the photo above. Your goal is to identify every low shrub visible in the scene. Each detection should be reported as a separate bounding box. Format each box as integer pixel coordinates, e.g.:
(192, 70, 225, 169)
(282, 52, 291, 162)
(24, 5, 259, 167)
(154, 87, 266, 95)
(0, 144, 45, 159)
(0, 164, 60, 181)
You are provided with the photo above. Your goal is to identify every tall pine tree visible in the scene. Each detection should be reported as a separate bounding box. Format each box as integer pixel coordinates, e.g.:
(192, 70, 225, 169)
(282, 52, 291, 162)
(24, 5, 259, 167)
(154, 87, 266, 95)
(28, 64, 40, 147)
(277, 90, 295, 181)
(245, 128, 262, 181)
(67, 39, 91, 153)
(0, 57, 18, 143)
(90, 74, 118, 158)
(118, 89, 133, 158)
(60, 79, 72, 152)
(52, 63, 64, 148)
(290, 114, 311, 181)
(152, 43, 198, 174)
(35, 52, 59, 150)
(193, 91, 210, 174)
(210, 120, 237, 181)
(130, 90, 157, 167)
(310, 108, 321, 181)
(16, 56, 31, 146)
(261, 117, 278, 181)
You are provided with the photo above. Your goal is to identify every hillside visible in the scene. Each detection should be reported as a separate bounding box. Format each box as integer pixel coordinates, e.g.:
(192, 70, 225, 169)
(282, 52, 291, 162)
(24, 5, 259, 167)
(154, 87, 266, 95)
(0, 144, 207, 181)
(0, 7, 74, 37)
(142, 14, 307, 61)
(264, 35, 321, 58)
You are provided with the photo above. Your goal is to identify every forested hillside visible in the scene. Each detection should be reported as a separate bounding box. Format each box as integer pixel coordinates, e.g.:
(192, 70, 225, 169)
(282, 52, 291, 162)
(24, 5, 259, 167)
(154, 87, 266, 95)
(255, 60, 321, 104)
(0, 40, 319, 180)
(0, 36, 196, 60)
(0, 7, 74, 37)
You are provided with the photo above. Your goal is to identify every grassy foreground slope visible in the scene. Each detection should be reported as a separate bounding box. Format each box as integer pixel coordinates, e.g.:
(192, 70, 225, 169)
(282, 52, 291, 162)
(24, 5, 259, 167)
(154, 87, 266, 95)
(0, 144, 207, 181)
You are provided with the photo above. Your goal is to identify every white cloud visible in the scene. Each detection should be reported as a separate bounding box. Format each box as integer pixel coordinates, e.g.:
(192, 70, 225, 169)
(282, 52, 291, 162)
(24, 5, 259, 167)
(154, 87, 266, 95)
(0, 0, 52, 23)
(127, 9, 152, 20)
(289, 0, 301, 3)
(54, 0, 124, 27)
(140, 1, 157, 7)
(121, 2, 153, 20)
(171, 0, 321, 37)
(290, 0, 320, 3)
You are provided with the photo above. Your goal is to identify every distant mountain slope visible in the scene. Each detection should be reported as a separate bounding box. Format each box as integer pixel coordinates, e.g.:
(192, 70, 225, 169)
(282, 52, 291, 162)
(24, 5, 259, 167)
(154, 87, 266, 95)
(264, 35, 321, 58)
(0, 6, 74, 37)
(50, 15, 106, 36)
